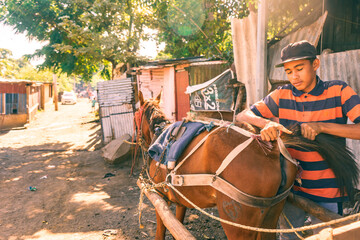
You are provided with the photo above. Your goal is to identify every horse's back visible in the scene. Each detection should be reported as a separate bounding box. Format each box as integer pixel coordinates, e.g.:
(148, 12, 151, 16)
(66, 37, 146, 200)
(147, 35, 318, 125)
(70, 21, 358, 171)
(176, 124, 283, 198)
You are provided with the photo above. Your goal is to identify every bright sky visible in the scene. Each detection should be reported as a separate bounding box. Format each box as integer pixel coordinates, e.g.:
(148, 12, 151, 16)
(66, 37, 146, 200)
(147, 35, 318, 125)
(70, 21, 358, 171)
(140, 39, 165, 59)
(139, 27, 165, 59)
(0, 22, 46, 65)
(0, 22, 163, 66)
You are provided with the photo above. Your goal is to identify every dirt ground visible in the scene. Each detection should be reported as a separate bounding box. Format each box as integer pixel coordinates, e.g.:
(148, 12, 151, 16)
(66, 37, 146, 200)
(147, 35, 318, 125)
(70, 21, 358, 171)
(0, 98, 225, 240)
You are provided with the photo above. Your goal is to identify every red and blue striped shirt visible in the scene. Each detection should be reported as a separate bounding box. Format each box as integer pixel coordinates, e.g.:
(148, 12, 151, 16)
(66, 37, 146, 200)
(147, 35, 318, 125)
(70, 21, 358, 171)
(250, 77, 360, 202)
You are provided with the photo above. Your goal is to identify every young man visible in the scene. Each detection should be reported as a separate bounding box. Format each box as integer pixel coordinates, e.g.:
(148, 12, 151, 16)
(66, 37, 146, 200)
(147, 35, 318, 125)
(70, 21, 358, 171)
(236, 40, 360, 239)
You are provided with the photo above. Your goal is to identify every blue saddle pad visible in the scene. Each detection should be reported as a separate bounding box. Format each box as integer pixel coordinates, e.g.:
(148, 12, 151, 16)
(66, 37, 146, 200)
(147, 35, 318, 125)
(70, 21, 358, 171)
(148, 121, 212, 164)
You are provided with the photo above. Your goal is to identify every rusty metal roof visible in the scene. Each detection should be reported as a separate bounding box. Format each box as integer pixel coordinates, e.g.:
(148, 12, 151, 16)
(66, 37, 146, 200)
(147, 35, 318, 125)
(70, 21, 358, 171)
(0, 77, 47, 85)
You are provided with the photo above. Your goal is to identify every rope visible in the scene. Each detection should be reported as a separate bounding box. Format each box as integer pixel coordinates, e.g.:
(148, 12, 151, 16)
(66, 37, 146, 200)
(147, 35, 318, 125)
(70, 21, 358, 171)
(123, 140, 137, 145)
(165, 183, 360, 233)
(135, 109, 360, 234)
(282, 212, 305, 239)
(138, 173, 168, 229)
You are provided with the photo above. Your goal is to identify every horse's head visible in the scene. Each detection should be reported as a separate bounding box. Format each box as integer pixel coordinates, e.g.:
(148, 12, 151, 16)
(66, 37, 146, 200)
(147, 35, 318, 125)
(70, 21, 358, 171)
(134, 91, 168, 147)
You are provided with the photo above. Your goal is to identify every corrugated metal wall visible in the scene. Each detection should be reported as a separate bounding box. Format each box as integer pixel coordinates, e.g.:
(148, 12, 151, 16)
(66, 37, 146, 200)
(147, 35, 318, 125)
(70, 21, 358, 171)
(268, 12, 328, 82)
(97, 78, 135, 144)
(188, 62, 228, 86)
(231, 12, 258, 106)
(318, 49, 360, 93)
(137, 69, 164, 100)
(0, 82, 27, 94)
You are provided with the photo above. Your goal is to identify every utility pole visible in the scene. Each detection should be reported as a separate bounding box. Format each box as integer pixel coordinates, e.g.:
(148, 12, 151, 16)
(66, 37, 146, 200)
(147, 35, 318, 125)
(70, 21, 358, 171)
(53, 74, 58, 111)
(255, 0, 268, 101)
(73, 75, 76, 92)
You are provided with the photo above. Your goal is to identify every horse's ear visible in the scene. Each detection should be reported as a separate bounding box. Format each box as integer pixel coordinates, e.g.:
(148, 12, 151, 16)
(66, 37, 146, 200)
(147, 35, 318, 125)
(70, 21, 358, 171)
(155, 91, 162, 102)
(138, 91, 145, 106)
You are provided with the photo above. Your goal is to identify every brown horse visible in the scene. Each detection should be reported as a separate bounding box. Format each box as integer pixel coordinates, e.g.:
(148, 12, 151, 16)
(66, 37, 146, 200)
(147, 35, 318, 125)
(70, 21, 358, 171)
(135, 91, 358, 240)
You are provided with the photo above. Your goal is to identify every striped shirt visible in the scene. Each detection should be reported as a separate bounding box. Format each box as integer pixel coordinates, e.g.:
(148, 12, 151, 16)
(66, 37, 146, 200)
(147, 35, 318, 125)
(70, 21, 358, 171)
(250, 77, 360, 202)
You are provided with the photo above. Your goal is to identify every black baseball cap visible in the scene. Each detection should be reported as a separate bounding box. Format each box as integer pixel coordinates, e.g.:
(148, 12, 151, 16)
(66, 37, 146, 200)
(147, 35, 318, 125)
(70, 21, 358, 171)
(275, 40, 317, 68)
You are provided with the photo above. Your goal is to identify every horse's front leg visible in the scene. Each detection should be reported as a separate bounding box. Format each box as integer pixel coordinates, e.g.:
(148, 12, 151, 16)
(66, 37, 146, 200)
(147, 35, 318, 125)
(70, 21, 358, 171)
(175, 205, 187, 223)
(155, 210, 166, 240)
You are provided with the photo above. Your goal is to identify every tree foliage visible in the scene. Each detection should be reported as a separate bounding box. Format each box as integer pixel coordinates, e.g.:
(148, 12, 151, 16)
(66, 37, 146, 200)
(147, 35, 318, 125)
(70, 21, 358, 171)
(266, 0, 322, 44)
(0, 48, 28, 78)
(0, 48, 74, 92)
(147, 0, 251, 64)
(0, 48, 13, 59)
(1, 0, 318, 83)
(0, 0, 153, 81)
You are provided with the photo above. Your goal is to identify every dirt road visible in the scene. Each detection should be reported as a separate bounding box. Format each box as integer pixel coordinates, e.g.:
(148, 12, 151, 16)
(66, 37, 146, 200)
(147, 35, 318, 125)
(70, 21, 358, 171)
(0, 99, 225, 240)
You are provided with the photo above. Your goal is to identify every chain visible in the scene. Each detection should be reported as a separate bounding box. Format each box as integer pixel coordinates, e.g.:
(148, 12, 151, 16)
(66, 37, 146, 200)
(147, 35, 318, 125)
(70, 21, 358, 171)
(138, 170, 168, 229)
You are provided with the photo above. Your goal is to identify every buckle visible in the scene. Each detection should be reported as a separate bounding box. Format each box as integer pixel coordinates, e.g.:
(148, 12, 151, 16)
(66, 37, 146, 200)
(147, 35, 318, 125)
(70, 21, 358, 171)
(171, 175, 184, 186)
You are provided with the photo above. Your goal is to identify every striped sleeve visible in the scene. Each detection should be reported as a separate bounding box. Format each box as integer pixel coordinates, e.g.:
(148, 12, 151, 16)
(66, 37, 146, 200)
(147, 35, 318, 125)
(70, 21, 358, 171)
(250, 89, 280, 119)
(341, 83, 360, 123)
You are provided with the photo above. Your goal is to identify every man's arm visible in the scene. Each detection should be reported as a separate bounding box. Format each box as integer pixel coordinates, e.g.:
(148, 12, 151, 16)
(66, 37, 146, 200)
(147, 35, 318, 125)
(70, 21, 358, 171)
(236, 109, 269, 128)
(236, 109, 291, 141)
(302, 122, 360, 140)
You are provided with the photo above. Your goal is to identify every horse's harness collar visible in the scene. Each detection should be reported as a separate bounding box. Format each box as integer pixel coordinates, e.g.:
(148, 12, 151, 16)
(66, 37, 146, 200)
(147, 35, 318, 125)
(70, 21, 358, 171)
(136, 105, 297, 209)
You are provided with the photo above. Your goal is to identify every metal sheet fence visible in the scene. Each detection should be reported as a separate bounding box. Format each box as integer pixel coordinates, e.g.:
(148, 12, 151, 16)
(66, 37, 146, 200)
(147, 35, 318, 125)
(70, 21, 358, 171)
(231, 12, 258, 106)
(268, 12, 328, 82)
(97, 79, 135, 144)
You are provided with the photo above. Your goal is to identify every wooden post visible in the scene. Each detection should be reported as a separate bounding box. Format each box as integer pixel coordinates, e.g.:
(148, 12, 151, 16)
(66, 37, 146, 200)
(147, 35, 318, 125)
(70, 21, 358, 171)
(73, 75, 76, 92)
(26, 84, 31, 122)
(287, 193, 351, 228)
(40, 84, 45, 110)
(53, 74, 58, 111)
(137, 180, 196, 240)
(1, 93, 5, 114)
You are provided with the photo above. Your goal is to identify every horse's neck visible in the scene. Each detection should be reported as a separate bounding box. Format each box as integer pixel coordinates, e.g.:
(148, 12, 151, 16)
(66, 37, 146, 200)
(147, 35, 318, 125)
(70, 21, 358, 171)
(147, 119, 170, 143)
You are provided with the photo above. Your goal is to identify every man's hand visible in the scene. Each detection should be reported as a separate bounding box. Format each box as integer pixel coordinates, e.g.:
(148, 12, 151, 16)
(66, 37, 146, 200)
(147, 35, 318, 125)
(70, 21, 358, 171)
(301, 122, 321, 140)
(260, 121, 292, 141)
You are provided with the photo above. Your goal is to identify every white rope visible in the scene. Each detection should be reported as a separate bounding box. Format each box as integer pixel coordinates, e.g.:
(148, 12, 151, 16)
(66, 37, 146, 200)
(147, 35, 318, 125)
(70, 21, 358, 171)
(166, 183, 360, 233)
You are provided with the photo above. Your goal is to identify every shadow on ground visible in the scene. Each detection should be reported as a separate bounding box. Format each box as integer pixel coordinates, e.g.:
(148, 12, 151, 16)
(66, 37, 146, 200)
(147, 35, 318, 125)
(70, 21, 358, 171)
(0, 140, 148, 240)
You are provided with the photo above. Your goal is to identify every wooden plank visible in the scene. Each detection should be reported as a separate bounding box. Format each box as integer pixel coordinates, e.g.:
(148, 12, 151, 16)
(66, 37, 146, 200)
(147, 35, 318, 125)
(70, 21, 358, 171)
(101, 134, 132, 164)
(287, 192, 348, 228)
(136, 180, 196, 240)
(305, 221, 360, 240)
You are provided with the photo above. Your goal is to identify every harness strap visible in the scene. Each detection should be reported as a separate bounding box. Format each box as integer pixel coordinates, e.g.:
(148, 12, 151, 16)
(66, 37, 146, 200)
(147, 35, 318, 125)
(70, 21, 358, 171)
(227, 125, 253, 138)
(215, 136, 253, 176)
(277, 136, 298, 167)
(166, 125, 297, 208)
(168, 173, 293, 208)
(172, 127, 221, 172)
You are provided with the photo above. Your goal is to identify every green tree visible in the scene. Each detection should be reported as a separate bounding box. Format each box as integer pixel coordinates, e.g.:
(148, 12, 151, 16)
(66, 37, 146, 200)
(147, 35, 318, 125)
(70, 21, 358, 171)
(0, 47, 74, 92)
(266, 0, 322, 44)
(148, 0, 251, 64)
(0, 58, 18, 78)
(0, 48, 13, 59)
(0, 0, 153, 81)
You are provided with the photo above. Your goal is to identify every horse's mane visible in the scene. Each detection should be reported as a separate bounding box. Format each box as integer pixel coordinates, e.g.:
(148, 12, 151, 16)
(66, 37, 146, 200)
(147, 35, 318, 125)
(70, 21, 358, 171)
(143, 100, 168, 133)
(282, 124, 359, 202)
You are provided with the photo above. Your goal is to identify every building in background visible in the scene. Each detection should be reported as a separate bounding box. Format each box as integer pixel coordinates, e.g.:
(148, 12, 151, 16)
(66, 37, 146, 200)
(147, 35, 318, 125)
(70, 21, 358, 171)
(0, 78, 53, 129)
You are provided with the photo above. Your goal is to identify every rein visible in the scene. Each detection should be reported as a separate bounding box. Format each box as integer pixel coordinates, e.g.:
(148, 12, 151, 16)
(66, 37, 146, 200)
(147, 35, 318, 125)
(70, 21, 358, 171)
(134, 103, 170, 179)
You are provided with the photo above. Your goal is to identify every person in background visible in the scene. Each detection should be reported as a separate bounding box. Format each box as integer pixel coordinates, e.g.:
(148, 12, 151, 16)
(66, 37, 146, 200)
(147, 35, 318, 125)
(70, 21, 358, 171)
(236, 40, 360, 239)
(91, 93, 96, 112)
